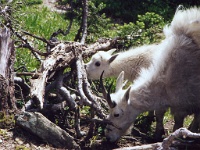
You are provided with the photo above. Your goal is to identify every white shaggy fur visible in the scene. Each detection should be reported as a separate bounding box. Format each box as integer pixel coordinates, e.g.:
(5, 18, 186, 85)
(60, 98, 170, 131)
(105, 7, 200, 142)
(85, 44, 157, 81)
(85, 43, 168, 139)
(85, 37, 169, 139)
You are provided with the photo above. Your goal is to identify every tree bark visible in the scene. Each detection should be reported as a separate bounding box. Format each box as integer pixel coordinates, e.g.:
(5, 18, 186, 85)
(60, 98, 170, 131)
(15, 111, 80, 149)
(114, 128, 200, 150)
(80, 0, 88, 44)
(0, 27, 16, 112)
(114, 143, 162, 150)
(29, 38, 118, 110)
(29, 42, 83, 109)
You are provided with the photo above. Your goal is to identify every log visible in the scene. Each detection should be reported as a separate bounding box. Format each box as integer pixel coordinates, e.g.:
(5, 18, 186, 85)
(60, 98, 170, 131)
(0, 27, 16, 112)
(15, 111, 80, 149)
(114, 128, 200, 150)
(158, 128, 200, 150)
(114, 143, 161, 150)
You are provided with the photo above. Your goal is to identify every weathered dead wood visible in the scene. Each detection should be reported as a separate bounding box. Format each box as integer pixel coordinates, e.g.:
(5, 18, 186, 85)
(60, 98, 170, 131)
(75, 107, 85, 138)
(30, 42, 83, 109)
(23, 38, 119, 148)
(114, 128, 200, 150)
(14, 76, 30, 97)
(76, 57, 92, 106)
(76, 55, 105, 118)
(158, 128, 200, 150)
(114, 143, 162, 150)
(0, 27, 16, 112)
(82, 38, 119, 57)
(29, 39, 118, 110)
(80, 0, 88, 44)
(56, 70, 77, 109)
(15, 111, 80, 149)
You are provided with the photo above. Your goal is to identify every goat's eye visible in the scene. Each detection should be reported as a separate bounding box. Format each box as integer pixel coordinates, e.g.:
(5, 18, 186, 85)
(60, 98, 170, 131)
(95, 61, 100, 67)
(114, 114, 119, 117)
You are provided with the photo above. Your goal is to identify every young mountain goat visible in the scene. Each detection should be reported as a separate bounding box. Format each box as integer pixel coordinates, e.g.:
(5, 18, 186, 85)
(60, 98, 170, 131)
(103, 7, 200, 142)
(85, 44, 156, 81)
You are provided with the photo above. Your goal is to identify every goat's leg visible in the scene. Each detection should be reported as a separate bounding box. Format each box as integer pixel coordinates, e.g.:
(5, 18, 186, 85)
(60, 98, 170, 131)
(173, 112, 185, 131)
(146, 110, 155, 125)
(188, 113, 200, 132)
(154, 109, 166, 140)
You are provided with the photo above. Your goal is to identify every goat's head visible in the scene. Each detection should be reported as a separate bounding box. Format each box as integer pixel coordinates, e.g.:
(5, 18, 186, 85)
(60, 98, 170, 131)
(85, 49, 118, 80)
(100, 71, 136, 142)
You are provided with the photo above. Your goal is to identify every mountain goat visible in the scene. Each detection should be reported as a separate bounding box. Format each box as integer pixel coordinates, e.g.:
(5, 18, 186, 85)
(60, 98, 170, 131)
(103, 7, 200, 142)
(85, 36, 167, 140)
(85, 45, 157, 81)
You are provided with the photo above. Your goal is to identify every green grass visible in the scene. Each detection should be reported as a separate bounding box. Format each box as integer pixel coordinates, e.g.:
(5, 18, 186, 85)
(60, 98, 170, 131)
(0, 112, 15, 129)
(18, 6, 78, 41)
(163, 109, 193, 134)
(15, 145, 30, 150)
(14, 5, 79, 71)
(184, 115, 194, 128)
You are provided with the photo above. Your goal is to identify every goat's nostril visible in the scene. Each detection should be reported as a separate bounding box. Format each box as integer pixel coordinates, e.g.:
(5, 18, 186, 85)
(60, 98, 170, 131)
(84, 64, 86, 69)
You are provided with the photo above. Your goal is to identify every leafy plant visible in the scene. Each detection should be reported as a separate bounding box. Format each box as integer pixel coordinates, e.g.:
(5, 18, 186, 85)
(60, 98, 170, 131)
(116, 12, 165, 48)
(0, 112, 15, 129)
(23, 0, 42, 5)
(15, 145, 30, 150)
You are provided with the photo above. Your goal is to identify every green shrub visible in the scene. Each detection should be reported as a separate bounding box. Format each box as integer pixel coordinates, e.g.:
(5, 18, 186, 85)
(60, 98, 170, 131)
(116, 12, 165, 48)
(23, 0, 42, 5)
(86, 1, 114, 43)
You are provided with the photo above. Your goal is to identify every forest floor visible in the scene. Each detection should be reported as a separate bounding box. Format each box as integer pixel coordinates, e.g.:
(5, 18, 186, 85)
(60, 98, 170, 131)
(0, 112, 175, 150)
(0, 119, 171, 150)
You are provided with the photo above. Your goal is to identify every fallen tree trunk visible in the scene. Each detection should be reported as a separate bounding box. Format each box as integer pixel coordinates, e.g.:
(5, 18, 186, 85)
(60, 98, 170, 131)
(0, 27, 16, 112)
(158, 128, 200, 150)
(114, 128, 200, 150)
(114, 143, 162, 150)
(15, 111, 80, 149)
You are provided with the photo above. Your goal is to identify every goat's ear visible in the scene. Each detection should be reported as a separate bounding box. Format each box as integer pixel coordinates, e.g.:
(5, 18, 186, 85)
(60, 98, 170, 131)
(115, 71, 124, 92)
(107, 48, 116, 55)
(187, 19, 200, 46)
(124, 86, 131, 102)
(108, 54, 118, 64)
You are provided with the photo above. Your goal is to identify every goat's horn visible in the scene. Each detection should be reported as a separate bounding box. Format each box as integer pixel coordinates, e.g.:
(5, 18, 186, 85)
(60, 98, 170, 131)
(100, 71, 116, 108)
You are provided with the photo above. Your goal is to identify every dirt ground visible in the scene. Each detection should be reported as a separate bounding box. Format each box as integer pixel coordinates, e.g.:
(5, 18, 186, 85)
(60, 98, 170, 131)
(0, 112, 174, 150)
(0, 120, 199, 150)
(0, 124, 141, 150)
(2, 117, 200, 150)
(0, 124, 153, 150)
(0, 127, 57, 150)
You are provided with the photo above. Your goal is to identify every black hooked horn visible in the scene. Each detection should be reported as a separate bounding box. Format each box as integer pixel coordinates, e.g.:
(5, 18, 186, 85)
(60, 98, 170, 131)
(100, 71, 116, 108)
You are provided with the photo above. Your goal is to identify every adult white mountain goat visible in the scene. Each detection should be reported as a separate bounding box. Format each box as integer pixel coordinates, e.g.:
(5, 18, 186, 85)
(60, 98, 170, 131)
(103, 7, 200, 142)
